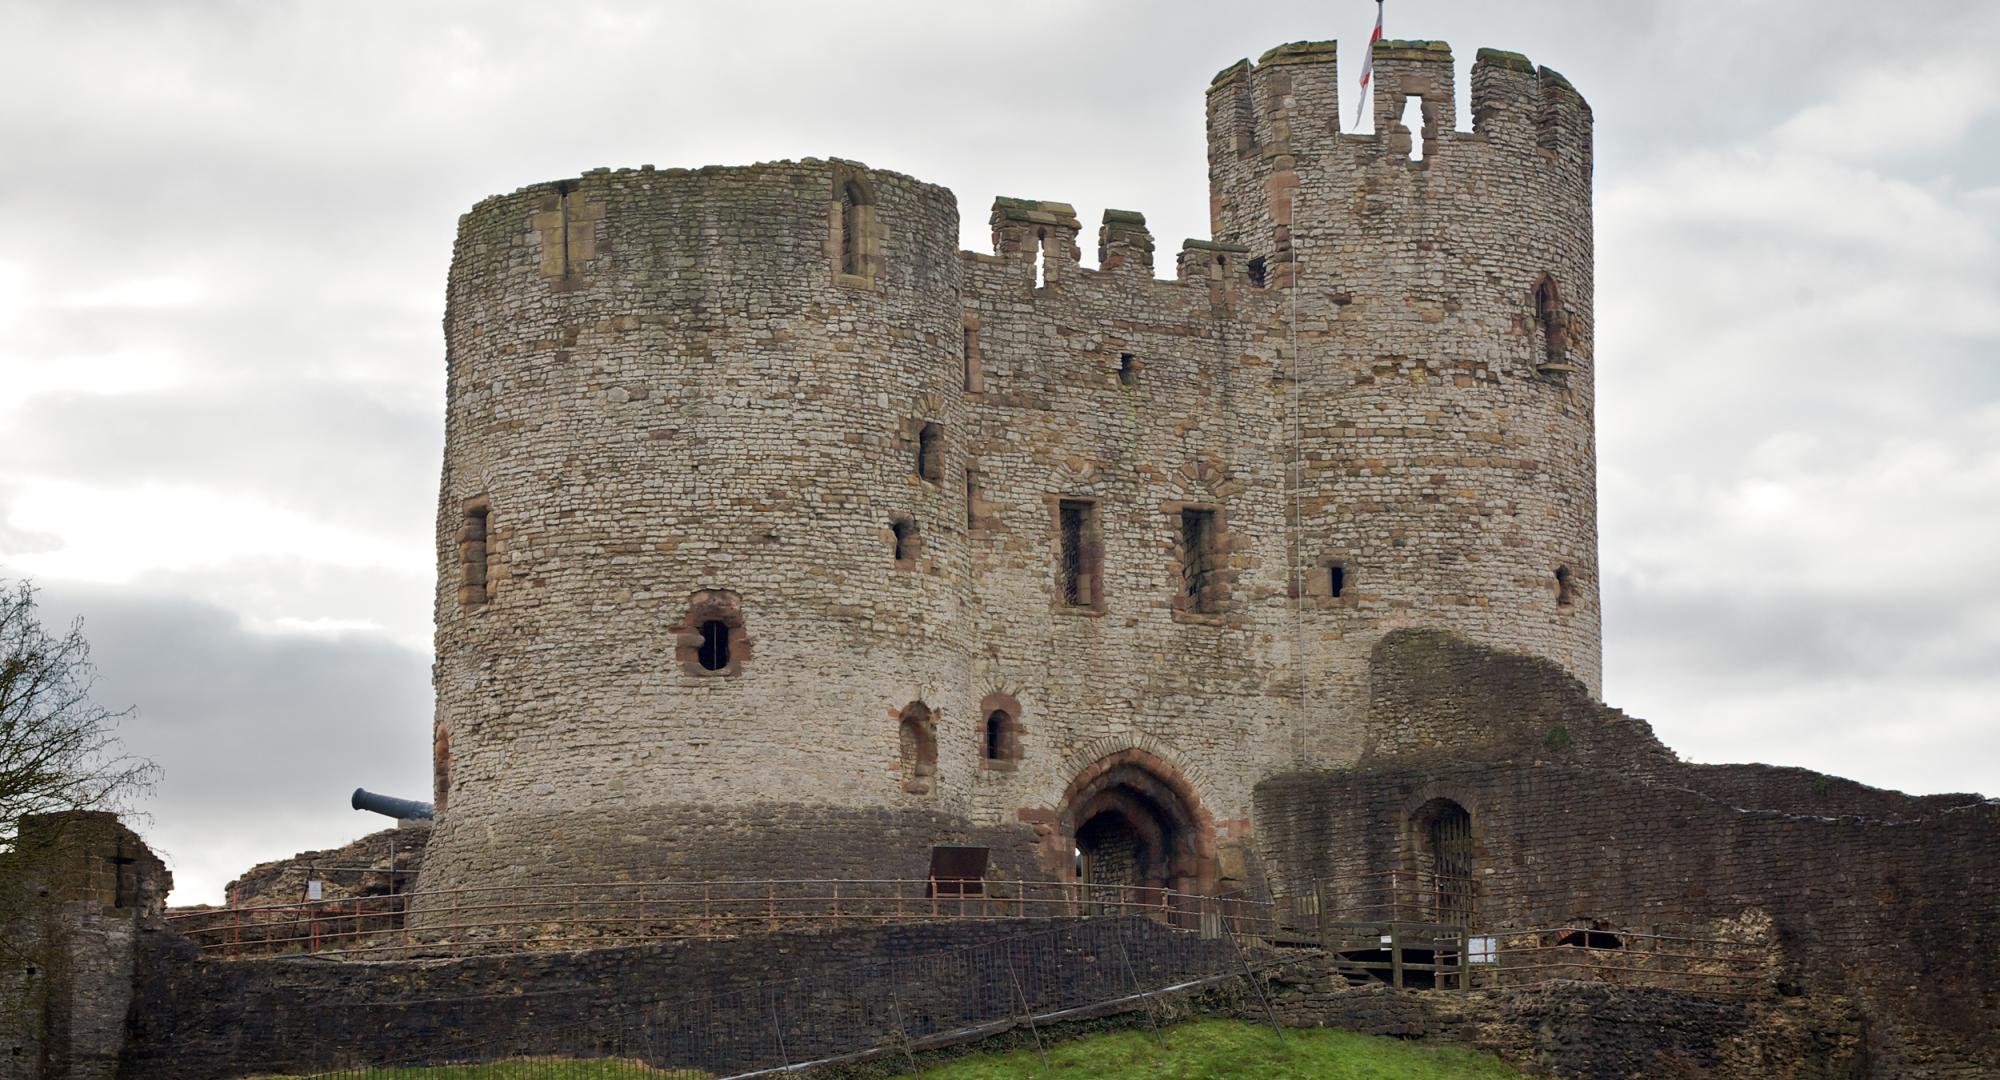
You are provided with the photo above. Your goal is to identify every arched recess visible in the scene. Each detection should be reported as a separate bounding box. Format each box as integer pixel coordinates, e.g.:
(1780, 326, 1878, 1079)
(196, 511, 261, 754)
(1411, 797, 1477, 926)
(1531, 273, 1567, 368)
(1053, 748, 1217, 900)
(897, 701, 937, 795)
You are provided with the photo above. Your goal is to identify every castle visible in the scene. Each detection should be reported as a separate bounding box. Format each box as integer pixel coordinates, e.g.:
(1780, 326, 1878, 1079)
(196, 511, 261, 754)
(3, 35, 1994, 1080)
(421, 39, 1598, 899)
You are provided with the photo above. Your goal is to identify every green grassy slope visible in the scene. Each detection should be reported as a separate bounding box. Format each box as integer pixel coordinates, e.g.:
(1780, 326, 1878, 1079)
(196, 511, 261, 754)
(889, 1019, 1523, 1079)
(249, 1019, 1524, 1079)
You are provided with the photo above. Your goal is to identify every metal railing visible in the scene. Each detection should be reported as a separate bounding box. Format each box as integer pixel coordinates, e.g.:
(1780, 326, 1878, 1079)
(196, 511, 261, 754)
(1312, 919, 1771, 997)
(166, 877, 1278, 959)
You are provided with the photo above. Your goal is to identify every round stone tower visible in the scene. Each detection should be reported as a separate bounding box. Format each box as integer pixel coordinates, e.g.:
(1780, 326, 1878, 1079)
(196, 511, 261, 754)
(416, 38, 1600, 901)
(1205, 41, 1599, 765)
(421, 161, 978, 895)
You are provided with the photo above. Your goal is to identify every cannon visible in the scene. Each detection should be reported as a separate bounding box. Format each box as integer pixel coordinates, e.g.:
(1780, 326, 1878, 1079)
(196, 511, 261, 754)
(351, 787, 434, 821)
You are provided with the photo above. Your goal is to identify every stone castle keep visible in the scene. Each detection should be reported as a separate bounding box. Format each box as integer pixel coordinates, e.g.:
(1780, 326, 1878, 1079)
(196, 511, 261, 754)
(422, 39, 1598, 900)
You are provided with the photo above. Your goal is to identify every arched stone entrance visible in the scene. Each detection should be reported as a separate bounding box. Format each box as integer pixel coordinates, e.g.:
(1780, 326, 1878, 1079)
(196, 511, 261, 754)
(1411, 797, 1476, 925)
(1053, 749, 1217, 900)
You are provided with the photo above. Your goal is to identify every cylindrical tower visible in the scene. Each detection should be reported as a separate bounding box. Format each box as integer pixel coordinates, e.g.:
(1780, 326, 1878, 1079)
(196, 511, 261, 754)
(1207, 41, 1599, 765)
(419, 161, 978, 895)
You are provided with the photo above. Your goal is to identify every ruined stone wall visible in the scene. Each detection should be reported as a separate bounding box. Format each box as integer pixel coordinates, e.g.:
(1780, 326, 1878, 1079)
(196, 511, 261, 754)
(1254, 631, 2000, 1077)
(0, 813, 171, 1080)
(216, 823, 427, 908)
(420, 37, 1602, 898)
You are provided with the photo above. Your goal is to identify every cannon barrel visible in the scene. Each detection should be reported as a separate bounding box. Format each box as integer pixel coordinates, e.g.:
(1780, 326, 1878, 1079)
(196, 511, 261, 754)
(351, 787, 434, 821)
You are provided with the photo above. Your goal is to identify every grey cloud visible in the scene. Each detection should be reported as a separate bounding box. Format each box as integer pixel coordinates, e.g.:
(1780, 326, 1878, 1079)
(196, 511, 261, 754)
(28, 582, 432, 903)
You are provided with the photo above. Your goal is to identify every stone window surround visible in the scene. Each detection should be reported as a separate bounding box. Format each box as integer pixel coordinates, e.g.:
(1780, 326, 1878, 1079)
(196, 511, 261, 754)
(1047, 496, 1105, 615)
(674, 589, 751, 678)
(978, 691, 1025, 771)
(1165, 500, 1230, 622)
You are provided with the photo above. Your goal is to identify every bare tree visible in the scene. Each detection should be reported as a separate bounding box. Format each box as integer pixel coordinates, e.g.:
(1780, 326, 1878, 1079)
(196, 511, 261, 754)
(0, 578, 156, 852)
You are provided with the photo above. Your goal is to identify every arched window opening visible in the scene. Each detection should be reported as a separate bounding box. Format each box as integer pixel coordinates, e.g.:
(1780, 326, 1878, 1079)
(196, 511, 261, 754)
(1414, 798, 1476, 926)
(984, 711, 1011, 761)
(1247, 256, 1267, 288)
(890, 515, 917, 567)
(1117, 352, 1137, 388)
(838, 181, 868, 278)
(676, 589, 749, 676)
(898, 702, 937, 794)
(1555, 565, 1574, 607)
(697, 619, 730, 671)
(917, 422, 943, 482)
(1534, 275, 1567, 367)
(979, 692, 1023, 770)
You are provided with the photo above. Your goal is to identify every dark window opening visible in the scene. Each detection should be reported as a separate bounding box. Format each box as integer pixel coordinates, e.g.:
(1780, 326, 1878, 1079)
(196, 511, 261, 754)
(984, 710, 1012, 761)
(1329, 563, 1346, 598)
(891, 517, 916, 564)
(678, 589, 748, 676)
(838, 181, 867, 277)
(1556, 928, 1624, 950)
(1179, 507, 1219, 612)
(928, 845, 988, 898)
(1057, 499, 1098, 607)
(697, 619, 730, 671)
(1555, 565, 1574, 607)
(917, 422, 943, 482)
(1117, 352, 1137, 388)
(1247, 256, 1267, 288)
(964, 469, 979, 530)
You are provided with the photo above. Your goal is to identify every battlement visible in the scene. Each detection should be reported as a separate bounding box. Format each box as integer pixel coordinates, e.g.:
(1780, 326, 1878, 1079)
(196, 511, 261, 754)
(1205, 37, 1590, 159)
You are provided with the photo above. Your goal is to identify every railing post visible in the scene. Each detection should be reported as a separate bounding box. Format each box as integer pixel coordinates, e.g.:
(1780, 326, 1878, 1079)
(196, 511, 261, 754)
(1390, 925, 1405, 989)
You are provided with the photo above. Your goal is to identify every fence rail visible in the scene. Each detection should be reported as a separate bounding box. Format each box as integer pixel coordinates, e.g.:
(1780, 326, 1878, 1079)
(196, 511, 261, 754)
(167, 877, 1276, 959)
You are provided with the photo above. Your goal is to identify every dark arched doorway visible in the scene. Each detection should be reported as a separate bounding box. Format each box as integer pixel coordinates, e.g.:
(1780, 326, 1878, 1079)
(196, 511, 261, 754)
(1055, 749, 1215, 913)
(1412, 797, 1476, 926)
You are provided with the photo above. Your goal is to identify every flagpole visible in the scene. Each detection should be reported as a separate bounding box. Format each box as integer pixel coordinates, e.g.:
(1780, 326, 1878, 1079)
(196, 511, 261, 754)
(1354, 0, 1384, 131)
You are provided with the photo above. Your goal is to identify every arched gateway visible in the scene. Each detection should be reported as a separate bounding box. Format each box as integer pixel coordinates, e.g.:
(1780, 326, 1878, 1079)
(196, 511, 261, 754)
(1053, 749, 1218, 898)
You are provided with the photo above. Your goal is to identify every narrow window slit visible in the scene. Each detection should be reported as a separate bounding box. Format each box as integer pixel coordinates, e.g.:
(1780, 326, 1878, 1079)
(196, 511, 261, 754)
(696, 620, 730, 671)
(1179, 507, 1219, 612)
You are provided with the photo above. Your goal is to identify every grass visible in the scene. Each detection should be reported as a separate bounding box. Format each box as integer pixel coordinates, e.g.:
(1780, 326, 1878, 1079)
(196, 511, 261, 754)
(887, 1019, 1524, 1079)
(248, 1020, 1523, 1079)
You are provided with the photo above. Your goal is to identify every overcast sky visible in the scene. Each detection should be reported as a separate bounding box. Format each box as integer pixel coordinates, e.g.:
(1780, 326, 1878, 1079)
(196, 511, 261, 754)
(3, 0, 1995, 905)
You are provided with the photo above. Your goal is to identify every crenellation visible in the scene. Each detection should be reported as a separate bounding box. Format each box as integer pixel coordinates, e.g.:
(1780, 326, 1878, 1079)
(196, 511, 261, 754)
(1095, 209, 1153, 276)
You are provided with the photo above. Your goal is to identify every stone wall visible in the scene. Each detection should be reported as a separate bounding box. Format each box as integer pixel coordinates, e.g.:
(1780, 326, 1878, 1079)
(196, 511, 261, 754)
(122, 916, 1234, 1079)
(1254, 630, 2000, 1077)
(421, 34, 1604, 898)
(1254, 955, 1866, 1080)
(0, 813, 170, 1080)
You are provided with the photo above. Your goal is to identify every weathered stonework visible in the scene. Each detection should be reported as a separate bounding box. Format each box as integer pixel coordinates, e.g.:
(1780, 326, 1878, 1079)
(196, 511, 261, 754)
(419, 38, 1600, 901)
